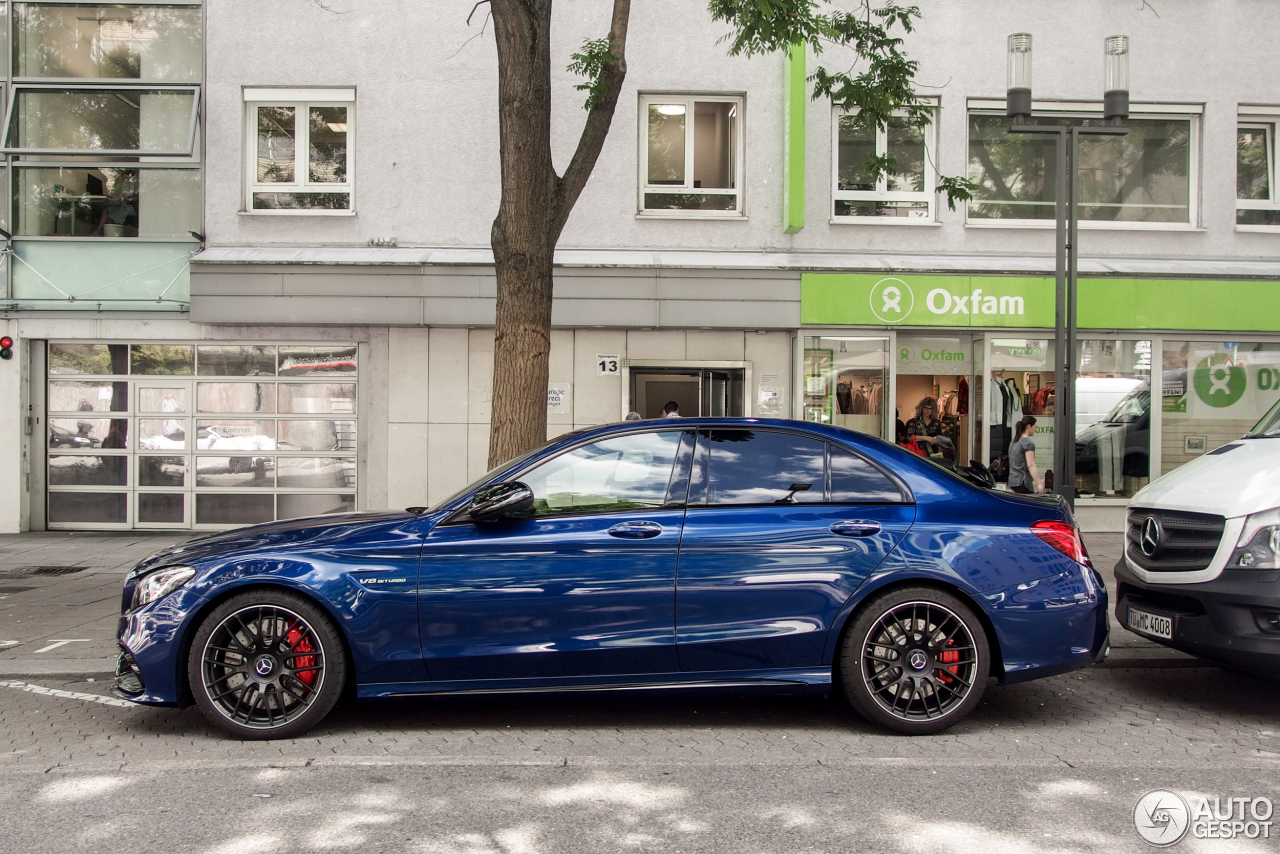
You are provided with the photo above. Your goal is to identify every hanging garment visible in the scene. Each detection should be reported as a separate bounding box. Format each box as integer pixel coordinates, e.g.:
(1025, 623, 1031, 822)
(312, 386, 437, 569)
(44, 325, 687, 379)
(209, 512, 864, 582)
(836, 383, 853, 415)
(1005, 378, 1023, 425)
(957, 376, 969, 415)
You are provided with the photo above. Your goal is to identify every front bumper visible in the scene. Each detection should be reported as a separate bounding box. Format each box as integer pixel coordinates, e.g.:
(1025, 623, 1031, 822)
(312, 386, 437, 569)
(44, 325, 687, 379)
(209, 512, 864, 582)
(1114, 557, 1280, 674)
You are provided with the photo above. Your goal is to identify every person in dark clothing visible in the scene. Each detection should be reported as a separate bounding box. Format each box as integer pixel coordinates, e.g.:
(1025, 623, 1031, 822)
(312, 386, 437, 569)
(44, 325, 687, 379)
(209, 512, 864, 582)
(905, 396, 944, 448)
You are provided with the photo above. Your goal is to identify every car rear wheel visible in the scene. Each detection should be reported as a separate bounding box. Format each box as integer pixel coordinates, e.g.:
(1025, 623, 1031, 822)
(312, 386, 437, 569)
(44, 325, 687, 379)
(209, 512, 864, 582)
(839, 586, 990, 735)
(188, 589, 346, 740)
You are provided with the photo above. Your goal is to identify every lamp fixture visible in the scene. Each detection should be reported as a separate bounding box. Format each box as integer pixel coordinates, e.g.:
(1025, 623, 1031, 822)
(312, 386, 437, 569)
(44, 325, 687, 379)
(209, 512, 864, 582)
(1103, 35, 1130, 123)
(1006, 33, 1033, 122)
(655, 104, 686, 116)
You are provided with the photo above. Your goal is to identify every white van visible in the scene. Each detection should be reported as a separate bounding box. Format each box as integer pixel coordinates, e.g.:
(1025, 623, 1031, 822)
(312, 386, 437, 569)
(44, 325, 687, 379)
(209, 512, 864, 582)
(1115, 398, 1280, 672)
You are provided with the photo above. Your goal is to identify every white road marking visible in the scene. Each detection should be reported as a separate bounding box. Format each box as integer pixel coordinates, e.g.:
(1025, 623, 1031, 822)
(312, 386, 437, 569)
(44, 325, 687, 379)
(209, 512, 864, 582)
(34, 639, 91, 653)
(0, 680, 135, 708)
(0, 641, 18, 648)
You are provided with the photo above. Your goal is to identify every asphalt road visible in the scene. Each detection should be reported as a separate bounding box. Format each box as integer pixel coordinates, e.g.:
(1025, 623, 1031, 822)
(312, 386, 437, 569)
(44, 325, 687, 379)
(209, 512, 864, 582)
(1, 665, 1277, 853)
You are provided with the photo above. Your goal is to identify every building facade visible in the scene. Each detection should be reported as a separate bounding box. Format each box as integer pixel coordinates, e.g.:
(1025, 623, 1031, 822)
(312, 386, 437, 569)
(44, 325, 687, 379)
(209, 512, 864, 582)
(3, 0, 1280, 533)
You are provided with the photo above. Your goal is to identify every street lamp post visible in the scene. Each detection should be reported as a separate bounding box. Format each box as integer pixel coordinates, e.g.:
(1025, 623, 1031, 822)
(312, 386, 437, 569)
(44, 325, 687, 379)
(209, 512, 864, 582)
(1005, 34, 1130, 508)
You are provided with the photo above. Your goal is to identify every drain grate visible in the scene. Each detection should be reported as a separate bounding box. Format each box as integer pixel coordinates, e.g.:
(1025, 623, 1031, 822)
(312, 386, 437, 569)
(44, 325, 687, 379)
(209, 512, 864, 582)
(0, 565, 89, 576)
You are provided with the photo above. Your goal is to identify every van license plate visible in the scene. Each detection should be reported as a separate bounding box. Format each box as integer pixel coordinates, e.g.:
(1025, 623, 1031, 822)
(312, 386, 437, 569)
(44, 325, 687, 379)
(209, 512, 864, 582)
(1127, 607, 1173, 640)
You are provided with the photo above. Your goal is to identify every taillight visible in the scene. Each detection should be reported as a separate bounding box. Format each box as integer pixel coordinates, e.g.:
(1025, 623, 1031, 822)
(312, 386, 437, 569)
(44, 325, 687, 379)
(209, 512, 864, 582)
(1032, 520, 1091, 567)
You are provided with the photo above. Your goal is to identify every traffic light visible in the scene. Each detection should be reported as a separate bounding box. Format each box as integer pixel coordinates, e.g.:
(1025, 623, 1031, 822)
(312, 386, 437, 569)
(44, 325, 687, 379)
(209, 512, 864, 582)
(0, 336, 12, 360)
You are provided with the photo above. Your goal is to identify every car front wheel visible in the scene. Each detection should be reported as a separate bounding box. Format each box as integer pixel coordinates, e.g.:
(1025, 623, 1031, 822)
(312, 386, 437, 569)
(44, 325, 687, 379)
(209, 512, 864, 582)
(839, 586, 990, 735)
(188, 589, 346, 740)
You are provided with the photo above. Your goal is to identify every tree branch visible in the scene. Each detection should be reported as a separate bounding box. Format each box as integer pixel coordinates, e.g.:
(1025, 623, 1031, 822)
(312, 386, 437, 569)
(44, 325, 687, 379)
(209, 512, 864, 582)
(552, 0, 630, 239)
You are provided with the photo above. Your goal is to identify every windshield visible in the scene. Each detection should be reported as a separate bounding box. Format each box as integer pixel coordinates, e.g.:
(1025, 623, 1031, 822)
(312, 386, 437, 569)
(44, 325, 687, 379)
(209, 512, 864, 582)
(1247, 397, 1280, 438)
(1104, 386, 1149, 424)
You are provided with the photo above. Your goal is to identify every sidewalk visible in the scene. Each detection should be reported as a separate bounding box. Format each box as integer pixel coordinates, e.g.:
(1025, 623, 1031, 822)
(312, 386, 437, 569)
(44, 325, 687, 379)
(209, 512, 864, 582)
(0, 530, 1198, 677)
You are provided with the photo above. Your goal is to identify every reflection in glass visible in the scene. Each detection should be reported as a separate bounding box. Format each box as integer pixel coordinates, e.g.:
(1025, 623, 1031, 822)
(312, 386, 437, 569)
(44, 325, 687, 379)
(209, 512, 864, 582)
(138, 493, 184, 524)
(15, 4, 202, 82)
(48, 455, 128, 486)
(48, 343, 128, 375)
(277, 420, 351, 451)
(968, 115, 1191, 223)
(703, 429, 825, 505)
(251, 192, 350, 210)
(138, 455, 185, 487)
(131, 345, 193, 375)
(256, 106, 295, 182)
(48, 492, 127, 524)
(834, 200, 930, 219)
(647, 104, 686, 185)
(1073, 339, 1152, 499)
(195, 456, 274, 487)
(803, 337, 888, 439)
(1238, 127, 1271, 201)
(49, 418, 111, 449)
(8, 88, 196, 153)
(197, 382, 276, 414)
(196, 493, 273, 525)
(49, 381, 128, 412)
(196, 345, 276, 376)
(521, 432, 681, 515)
(278, 383, 356, 414)
(137, 386, 187, 413)
(830, 448, 901, 502)
(278, 345, 357, 376)
(309, 107, 348, 183)
(196, 420, 276, 451)
(276, 457, 355, 489)
(837, 117, 876, 191)
(138, 419, 185, 450)
(15, 166, 200, 238)
(278, 494, 354, 519)
(886, 118, 926, 192)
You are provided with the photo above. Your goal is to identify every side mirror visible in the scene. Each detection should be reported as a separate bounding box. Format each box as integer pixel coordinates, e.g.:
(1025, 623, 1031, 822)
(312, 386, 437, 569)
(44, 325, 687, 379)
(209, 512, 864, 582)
(469, 481, 535, 523)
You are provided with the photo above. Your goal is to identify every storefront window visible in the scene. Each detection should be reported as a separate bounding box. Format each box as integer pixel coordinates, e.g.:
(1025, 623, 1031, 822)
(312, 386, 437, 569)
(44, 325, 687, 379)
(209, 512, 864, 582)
(1074, 339, 1151, 498)
(987, 338, 1055, 486)
(895, 335, 972, 465)
(803, 337, 888, 439)
(1161, 341, 1280, 475)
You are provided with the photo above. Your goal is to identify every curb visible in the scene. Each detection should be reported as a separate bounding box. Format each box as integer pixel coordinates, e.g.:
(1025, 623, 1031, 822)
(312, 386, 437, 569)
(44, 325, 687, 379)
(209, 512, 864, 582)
(0, 658, 116, 676)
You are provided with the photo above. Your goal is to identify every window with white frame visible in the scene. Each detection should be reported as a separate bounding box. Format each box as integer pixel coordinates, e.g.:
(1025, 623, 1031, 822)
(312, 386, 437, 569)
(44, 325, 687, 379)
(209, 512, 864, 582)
(244, 88, 354, 213)
(966, 107, 1198, 228)
(832, 107, 935, 222)
(639, 94, 742, 216)
(1237, 118, 1279, 227)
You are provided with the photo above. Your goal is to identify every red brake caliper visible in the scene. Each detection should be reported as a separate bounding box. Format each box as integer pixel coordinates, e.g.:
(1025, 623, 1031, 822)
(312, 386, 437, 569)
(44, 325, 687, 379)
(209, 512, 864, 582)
(937, 639, 960, 684)
(287, 626, 317, 686)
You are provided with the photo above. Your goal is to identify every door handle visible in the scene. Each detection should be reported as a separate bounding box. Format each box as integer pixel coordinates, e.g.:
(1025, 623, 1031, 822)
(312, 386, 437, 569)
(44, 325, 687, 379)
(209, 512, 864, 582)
(608, 521, 663, 539)
(830, 521, 882, 537)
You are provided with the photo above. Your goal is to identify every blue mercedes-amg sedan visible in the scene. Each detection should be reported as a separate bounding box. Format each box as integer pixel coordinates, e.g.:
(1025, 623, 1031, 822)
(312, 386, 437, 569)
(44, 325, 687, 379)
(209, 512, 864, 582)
(114, 418, 1108, 738)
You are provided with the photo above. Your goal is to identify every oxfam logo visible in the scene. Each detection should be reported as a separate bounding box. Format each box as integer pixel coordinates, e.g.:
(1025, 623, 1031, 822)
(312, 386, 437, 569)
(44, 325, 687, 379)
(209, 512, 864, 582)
(1193, 357, 1247, 408)
(870, 278, 914, 324)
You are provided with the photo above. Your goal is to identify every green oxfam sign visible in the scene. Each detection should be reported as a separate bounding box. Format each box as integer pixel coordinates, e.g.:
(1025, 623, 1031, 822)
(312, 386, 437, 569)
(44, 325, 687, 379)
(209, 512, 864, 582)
(802, 273, 1280, 332)
(1193, 356, 1248, 407)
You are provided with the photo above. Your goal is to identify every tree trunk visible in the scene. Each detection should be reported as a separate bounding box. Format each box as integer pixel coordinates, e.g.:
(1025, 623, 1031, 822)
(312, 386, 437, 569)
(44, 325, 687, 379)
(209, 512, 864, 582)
(487, 0, 558, 469)
(486, 0, 630, 469)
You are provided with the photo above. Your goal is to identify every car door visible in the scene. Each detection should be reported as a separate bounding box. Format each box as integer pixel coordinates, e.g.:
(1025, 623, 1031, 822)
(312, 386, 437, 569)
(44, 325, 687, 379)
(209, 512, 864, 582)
(418, 429, 694, 681)
(675, 428, 915, 673)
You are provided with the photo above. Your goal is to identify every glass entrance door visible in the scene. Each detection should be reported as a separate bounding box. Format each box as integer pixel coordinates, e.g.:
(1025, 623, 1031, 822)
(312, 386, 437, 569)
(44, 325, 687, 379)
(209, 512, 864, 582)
(630, 368, 746, 418)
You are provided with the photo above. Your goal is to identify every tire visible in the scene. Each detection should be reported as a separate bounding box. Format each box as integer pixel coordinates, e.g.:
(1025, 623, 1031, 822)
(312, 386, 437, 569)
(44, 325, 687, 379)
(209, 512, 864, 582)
(839, 586, 990, 735)
(188, 589, 347, 740)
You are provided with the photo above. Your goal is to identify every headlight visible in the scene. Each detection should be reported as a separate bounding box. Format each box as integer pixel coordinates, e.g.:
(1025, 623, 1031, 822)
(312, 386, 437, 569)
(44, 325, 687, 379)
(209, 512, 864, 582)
(1230, 508, 1280, 569)
(130, 566, 195, 610)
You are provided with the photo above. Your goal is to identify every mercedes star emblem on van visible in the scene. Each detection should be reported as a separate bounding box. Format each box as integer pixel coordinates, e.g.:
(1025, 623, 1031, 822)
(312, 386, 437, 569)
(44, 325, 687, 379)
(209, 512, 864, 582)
(1141, 516, 1161, 557)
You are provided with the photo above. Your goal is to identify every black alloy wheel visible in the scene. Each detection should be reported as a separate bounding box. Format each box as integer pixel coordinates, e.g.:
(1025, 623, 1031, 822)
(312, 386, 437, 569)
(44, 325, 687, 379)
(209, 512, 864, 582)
(188, 589, 346, 739)
(840, 586, 990, 735)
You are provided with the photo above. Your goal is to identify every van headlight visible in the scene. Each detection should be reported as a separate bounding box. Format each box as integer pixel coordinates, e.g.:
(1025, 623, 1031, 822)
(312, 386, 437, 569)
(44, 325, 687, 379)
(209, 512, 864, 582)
(1230, 508, 1280, 569)
(131, 566, 196, 611)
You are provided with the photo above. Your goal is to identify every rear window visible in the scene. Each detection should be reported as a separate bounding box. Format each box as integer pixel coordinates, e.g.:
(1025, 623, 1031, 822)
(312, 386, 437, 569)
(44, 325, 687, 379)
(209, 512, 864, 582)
(701, 429, 825, 505)
(830, 447, 903, 502)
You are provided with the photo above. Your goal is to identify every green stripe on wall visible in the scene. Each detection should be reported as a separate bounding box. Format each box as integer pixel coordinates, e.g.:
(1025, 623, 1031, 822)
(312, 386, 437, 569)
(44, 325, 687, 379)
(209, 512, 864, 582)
(782, 43, 805, 235)
(802, 273, 1280, 332)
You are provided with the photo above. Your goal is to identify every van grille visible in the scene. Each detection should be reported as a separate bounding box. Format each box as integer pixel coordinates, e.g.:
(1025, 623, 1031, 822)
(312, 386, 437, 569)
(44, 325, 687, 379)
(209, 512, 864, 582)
(1126, 509, 1224, 572)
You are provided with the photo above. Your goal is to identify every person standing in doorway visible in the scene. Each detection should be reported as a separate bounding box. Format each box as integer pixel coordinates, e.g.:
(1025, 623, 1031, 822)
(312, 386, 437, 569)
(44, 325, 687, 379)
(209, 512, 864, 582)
(1008, 416, 1042, 494)
(662, 401, 681, 418)
(905, 396, 943, 448)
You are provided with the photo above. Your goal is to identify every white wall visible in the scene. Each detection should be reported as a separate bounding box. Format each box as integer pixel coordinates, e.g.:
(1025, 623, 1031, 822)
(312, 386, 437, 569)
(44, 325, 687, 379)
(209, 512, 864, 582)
(204, 0, 1280, 262)
(385, 327, 793, 508)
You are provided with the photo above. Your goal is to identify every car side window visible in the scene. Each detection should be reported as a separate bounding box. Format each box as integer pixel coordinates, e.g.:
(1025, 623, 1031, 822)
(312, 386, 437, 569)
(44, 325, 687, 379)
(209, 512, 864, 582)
(518, 431, 683, 516)
(701, 429, 825, 505)
(829, 446, 904, 503)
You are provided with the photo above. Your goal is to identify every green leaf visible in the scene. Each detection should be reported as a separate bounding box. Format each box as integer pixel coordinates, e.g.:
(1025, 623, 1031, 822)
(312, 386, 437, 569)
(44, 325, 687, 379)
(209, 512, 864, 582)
(568, 37, 618, 111)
